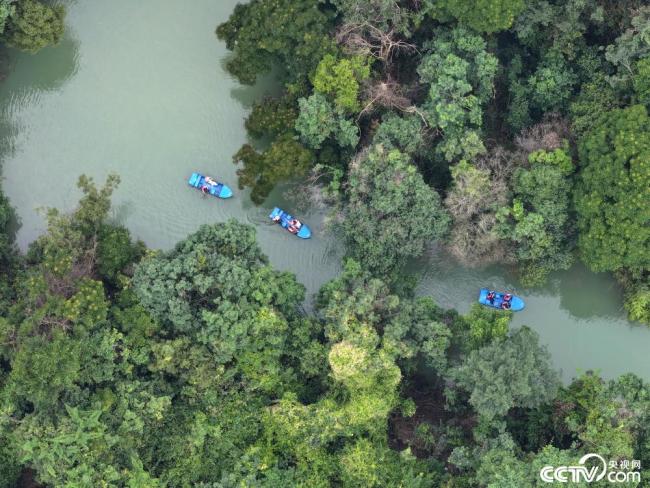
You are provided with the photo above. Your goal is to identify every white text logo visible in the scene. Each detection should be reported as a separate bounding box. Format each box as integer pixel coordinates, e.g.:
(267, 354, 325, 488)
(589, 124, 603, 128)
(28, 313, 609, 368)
(540, 453, 641, 483)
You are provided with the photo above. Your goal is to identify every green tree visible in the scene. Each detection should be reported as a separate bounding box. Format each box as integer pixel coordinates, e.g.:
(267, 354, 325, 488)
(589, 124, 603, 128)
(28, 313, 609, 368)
(0, 429, 20, 488)
(452, 327, 560, 420)
(624, 280, 650, 324)
(633, 57, 650, 108)
(245, 95, 298, 139)
(0, 0, 15, 35)
(295, 93, 359, 149)
(216, 0, 335, 85)
(574, 105, 650, 274)
(438, 0, 524, 33)
(341, 145, 450, 275)
(0, 187, 18, 311)
(373, 113, 427, 156)
(233, 133, 313, 204)
(317, 259, 453, 374)
(312, 54, 371, 112)
(514, 0, 603, 59)
(560, 373, 637, 460)
(2, 0, 65, 53)
(527, 52, 578, 114)
(417, 27, 498, 162)
(97, 224, 145, 285)
(605, 6, 650, 89)
(496, 148, 575, 285)
(463, 304, 510, 350)
(569, 74, 620, 138)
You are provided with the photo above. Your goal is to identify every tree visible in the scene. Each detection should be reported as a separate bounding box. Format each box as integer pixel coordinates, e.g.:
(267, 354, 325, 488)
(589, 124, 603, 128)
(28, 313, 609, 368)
(311, 54, 371, 112)
(444, 156, 510, 266)
(2, 0, 65, 53)
(462, 304, 510, 350)
(574, 105, 650, 274)
(97, 224, 145, 285)
(331, 0, 416, 66)
(0, 187, 18, 312)
(437, 0, 525, 33)
(605, 6, 650, 89)
(233, 133, 313, 204)
(624, 279, 650, 324)
(560, 373, 637, 460)
(569, 74, 620, 138)
(417, 27, 498, 162)
(245, 95, 298, 139)
(330, 0, 412, 34)
(295, 93, 359, 149)
(496, 148, 575, 285)
(527, 52, 578, 114)
(373, 113, 427, 156)
(316, 259, 452, 373)
(451, 327, 560, 420)
(0, 0, 14, 35)
(341, 145, 450, 275)
(633, 57, 650, 108)
(216, 0, 335, 85)
(133, 221, 303, 334)
(514, 0, 603, 59)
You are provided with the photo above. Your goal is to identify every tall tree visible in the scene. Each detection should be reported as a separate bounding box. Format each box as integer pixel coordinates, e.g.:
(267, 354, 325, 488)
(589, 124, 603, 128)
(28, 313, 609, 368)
(417, 27, 498, 162)
(341, 145, 450, 276)
(451, 327, 560, 420)
(574, 105, 650, 274)
(2, 0, 65, 53)
(436, 0, 525, 33)
(216, 0, 335, 85)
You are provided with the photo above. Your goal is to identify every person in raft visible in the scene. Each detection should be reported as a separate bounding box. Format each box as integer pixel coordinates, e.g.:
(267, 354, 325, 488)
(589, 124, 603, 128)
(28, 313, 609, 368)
(503, 293, 512, 303)
(272, 214, 281, 223)
(201, 185, 210, 194)
(486, 290, 496, 304)
(205, 176, 217, 186)
(501, 300, 511, 310)
(288, 219, 302, 234)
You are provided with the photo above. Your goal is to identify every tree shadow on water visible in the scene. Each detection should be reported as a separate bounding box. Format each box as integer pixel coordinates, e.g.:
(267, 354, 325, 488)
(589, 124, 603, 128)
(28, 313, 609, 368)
(556, 263, 626, 320)
(0, 33, 80, 94)
(0, 30, 81, 176)
(227, 64, 282, 110)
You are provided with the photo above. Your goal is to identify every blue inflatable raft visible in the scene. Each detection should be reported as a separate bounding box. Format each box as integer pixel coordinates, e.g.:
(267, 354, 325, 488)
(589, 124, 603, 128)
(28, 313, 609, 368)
(478, 288, 525, 312)
(188, 172, 233, 199)
(269, 207, 311, 239)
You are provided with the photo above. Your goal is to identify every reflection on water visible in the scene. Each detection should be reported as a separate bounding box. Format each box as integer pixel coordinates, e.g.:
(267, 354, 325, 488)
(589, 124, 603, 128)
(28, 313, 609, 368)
(557, 265, 625, 319)
(0, 0, 647, 384)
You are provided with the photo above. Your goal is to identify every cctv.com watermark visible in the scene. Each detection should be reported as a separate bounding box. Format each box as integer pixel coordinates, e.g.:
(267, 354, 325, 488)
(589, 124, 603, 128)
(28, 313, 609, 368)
(540, 454, 641, 483)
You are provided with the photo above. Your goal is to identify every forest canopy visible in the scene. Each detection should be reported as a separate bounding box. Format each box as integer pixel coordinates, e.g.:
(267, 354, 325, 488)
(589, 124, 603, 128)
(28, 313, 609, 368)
(221, 0, 650, 325)
(0, 0, 649, 486)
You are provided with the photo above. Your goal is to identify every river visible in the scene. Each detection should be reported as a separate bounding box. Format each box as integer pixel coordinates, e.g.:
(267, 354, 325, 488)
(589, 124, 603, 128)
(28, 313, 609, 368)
(0, 0, 647, 383)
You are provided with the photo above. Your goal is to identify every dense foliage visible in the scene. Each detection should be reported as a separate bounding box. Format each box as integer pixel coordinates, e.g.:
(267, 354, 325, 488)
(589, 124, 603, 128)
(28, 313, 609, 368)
(1, 183, 647, 484)
(1, 0, 64, 53)
(341, 145, 450, 275)
(0, 0, 649, 485)
(218, 0, 649, 324)
(575, 105, 650, 275)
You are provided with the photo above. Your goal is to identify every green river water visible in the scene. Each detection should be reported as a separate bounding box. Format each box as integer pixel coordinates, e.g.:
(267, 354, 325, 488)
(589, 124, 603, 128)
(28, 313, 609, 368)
(0, 0, 648, 382)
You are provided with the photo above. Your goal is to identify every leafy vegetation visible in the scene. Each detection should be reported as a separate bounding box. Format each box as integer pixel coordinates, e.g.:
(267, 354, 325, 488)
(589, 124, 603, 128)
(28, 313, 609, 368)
(1, 0, 64, 53)
(341, 145, 450, 275)
(0, 0, 649, 485)
(220, 0, 650, 321)
(1, 177, 647, 484)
